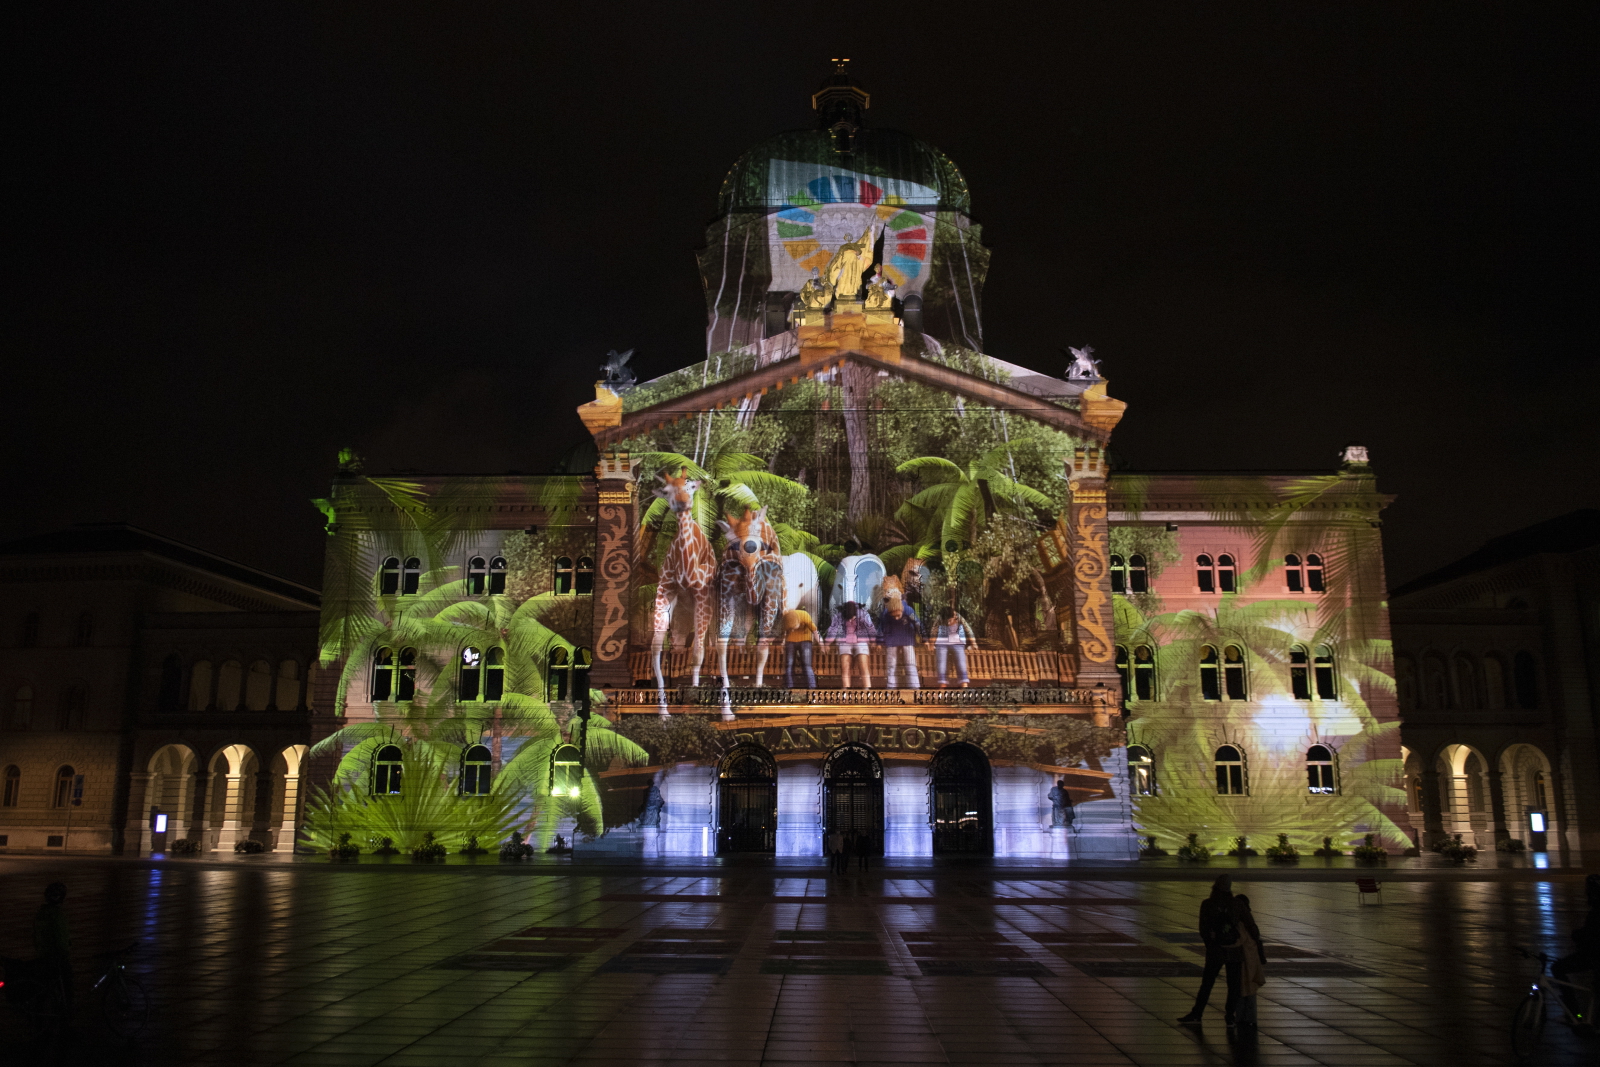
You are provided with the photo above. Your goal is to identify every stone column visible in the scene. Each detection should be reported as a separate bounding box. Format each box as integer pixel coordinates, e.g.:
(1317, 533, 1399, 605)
(276, 771, 302, 852)
(1063, 447, 1119, 692)
(252, 770, 274, 847)
(591, 451, 642, 688)
(215, 773, 244, 851)
(1419, 769, 1446, 847)
(124, 772, 153, 855)
(190, 771, 212, 849)
(1486, 769, 1511, 849)
(1450, 774, 1473, 839)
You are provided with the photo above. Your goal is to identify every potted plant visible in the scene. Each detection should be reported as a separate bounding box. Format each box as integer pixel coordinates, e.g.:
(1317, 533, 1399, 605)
(1313, 835, 1343, 857)
(411, 831, 447, 862)
(170, 838, 202, 856)
(1351, 833, 1387, 863)
(1436, 834, 1477, 863)
(459, 835, 488, 856)
(1496, 838, 1527, 853)
(1264, 833, 1299, 862)
(373, 836, 400, 856)
(1226, 835, 1258, 857)
(499, 831, 535, 860)
(1177, 833, 1211, 862)
(233, 838, 265, 854)
(1139, 835, 1168, 858)
(330, 832, 361, 860)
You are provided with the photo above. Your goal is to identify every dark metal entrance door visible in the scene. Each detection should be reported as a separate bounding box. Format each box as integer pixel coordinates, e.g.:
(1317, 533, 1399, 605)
(823, 742, 884, 856)
(718, 744, 777, 853)
(931, 743, 992, 854)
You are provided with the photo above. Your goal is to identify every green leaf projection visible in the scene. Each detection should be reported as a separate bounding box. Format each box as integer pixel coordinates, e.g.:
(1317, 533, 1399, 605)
(1116, 470, 1406, 852)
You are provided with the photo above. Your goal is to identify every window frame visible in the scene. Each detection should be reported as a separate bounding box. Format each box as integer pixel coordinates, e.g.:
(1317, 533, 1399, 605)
(554, 557, 575, 595)
(373, 745, 404, 796)
(574, 556, 595, 595)
(1127, 745, 1156, 796)
(1199, 645, 1221, 701)
(1127, 554, 1149, 594)
(1314, 645, 1337, 700)
(461, 744, 492, 796)
(1290, 645, 1311, 700)
(1196, 554, 1215, 594)
(467, 556, 488, 595)
(372, 647, 395, 702)
(53, 765, 75, 808)
(1284, 554, 1304, 593)
(1216, 554, 1236, 594)
(1223, 645, 1247, 700)
(460, 647, 483, 702)
(1305, 553, 1325, 592)
(379, 557, 401, 596)
(401, 557, 422, 596)
(1109, 555, 1126, 594)
(488, 556, 507, 595)
(483, 647, 505, 702)
(1306, 744, 1337, 795)
(1213, 745, 1246, 796)
(548, 647, 571, 701)
(2, 765, 19, 807)
(1132, 644, 1156, 701)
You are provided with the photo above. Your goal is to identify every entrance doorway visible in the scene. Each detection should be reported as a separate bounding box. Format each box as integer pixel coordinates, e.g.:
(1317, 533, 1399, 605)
(717, 744, 777, 853)
(823, 743, 884, 856)
(930, 743, 992, 854)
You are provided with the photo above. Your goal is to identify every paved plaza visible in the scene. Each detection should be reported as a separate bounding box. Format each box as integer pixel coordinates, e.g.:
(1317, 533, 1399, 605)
(0, 855, 1595, 1066)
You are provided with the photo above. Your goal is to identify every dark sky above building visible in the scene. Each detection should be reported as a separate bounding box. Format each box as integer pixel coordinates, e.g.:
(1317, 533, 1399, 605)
(5, 3, 1594, 590)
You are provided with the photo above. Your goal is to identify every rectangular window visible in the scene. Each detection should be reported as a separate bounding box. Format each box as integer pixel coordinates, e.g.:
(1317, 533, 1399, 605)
(1216, 765, 1244, 795)
(1308, 765, 1335, 794)
(1287, 569, 1303, 593)
(1315, 664, 1337, 700)
(1199, 665, 1220, 702)
(1224, 665, 1246, 701)
(1197, 569, 1214, 593)
(1218, 568, 1235, 594)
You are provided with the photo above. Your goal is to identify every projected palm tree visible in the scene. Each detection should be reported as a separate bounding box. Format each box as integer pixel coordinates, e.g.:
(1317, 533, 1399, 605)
(894, 447, 1053, 562)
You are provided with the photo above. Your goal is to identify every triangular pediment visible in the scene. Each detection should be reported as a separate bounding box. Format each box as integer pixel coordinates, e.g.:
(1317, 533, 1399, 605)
(580, 348, 1123, 447)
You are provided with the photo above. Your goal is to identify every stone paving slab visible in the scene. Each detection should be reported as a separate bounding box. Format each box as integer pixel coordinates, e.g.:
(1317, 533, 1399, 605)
(0, 855, 1596, 1065)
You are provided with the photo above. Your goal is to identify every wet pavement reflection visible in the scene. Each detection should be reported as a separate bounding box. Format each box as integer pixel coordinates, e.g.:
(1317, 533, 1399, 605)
(0, 857, 1594, 1065)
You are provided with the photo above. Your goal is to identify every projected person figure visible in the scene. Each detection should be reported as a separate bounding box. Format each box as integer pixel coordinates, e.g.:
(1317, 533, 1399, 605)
(825, 224, 876, 298)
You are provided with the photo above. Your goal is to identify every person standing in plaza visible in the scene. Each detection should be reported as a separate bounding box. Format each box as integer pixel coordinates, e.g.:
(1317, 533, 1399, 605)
(1229, 894, 1267, 1029)
(33, 881, 73, 1009)
(933, 606, 976, 688)
(1178, 875, 1240, 1026)
(877, 590, 921, 689)
(782, 606, 820, 688)
(827, 827, 845, 874)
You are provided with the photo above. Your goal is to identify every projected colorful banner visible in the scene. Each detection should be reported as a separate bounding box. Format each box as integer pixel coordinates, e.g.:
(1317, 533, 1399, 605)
(766, 159, 936, 294)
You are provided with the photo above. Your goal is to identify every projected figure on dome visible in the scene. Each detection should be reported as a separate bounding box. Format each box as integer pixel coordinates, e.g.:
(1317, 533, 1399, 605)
(799, 269, 831, 310)
(825, 224, 877, 298)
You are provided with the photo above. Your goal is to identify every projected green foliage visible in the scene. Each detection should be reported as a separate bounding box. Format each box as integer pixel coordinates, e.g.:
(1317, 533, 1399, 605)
(1118, 470, 1404, 851)
(307, 469, 647, 848)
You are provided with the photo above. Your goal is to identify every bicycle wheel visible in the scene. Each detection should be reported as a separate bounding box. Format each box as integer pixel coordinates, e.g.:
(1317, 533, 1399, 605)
(97, 971, 148, 1038)
(1511, 990, 1547, 1059)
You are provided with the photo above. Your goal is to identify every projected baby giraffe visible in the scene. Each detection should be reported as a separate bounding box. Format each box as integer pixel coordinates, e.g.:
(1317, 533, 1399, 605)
(717, 506, 786, 688)
(650, 470, 717, 699)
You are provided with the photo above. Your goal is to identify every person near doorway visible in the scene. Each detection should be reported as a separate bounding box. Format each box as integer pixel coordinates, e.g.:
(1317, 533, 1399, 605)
(877, 591, 921, 689)
(933, 607, 975, 687)
(825, 602, 875, 688)
(1553, 873, 1600, 1022)
(1229, 894, 1267, 1029)
(33, 881, 73, 1009)
(782, 607, 820, 688)
(856, 828, 871, 871)
(1178, 875, 1239, 1026)
(827, 828, 845, 874)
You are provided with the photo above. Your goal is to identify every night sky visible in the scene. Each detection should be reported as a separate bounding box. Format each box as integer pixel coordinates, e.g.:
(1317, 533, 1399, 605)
(6, 4, 1594, 591)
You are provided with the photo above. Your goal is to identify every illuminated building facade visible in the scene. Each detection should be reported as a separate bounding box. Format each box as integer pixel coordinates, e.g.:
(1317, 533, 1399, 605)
(301, 70, 1413, 860)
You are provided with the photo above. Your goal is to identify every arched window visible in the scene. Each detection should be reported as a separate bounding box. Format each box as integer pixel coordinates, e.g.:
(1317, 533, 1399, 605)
(217, 660, 244, 710)
(274, 659, 300, 710)
(1305, 554, 1325, 592)
(1285, 554, 1304, 593)
(550, 744, 583, 797)
(188, 661, 212, 710)
(1217, 554, 1236, 594)
(372, 647, 395, 701)
(1454, 654, 1478, 710)
(397, 647, 417, 701)
(379, 557, 401, 596)
(553, 557, 574, 595)
(54, 765, 75, 808)
(1290, 645, 1311, 700)
(467, 556, 488, 595)
(1127, 554, 1149, 594)
(1109, 555, 1127, 594)
(1196, 555, 1215, 594)
(483, 647, 505, 701)
(1396, 655, 1417, 710)
(460, 647, 483, 701)
(461, 744, 492, 796)
(1214, 746, 1246, 795)
(1314, 645, 1337, 699)
(1483, 655, 1507, 709)
(1223, 645, 1247, 700)
(1307, 745, 1336, 795)
(56, 688, 85, 731)
(158, 654, 183, 709)
(1114, 646, 1130, 695)
(373, 745, 403, 796)
(74, 612, 93, 647)
(1132, 645, 1155, 701)
(548, 648, 571, 701)
(20, 611, 40, 648)
(1127, 745, 1155, 796)
(572, 647, 593, 701)
(245, 660, 273, 711)
(1514, 651, 1539, 709)
(1199, 646, 1221, 701)
(488, 556, 507, 595)
(2, 765, 18, 807)
(401, 557, 422, 596)
(1424, 656, 1449, 709)
(10, 685, 33, 729)
(1534, 771, 1549, 810)
(575, 556, 595, 595)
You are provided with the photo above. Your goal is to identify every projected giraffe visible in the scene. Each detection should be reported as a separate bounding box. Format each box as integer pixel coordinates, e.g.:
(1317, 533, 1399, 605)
(650, 469, 717, 698)
(717, 506, 786, 688)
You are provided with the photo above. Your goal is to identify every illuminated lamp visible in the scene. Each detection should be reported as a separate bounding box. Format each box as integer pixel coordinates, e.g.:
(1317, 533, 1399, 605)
(551, 744, 583, 798)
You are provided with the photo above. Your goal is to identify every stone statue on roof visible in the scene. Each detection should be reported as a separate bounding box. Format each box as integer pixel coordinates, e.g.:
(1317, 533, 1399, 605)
(825, 224, 876, 299)
(799, 268, 831, 310)
(1065, 345, 1101, 380)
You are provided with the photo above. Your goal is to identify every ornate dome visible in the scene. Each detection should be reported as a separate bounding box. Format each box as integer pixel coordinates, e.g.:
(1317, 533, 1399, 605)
(716, 72, 971, 216)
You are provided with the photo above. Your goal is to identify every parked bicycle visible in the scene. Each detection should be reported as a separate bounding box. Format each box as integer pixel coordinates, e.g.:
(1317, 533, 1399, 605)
(1511, 946, 1594, 1059)
(1, 939, 147, 1040)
